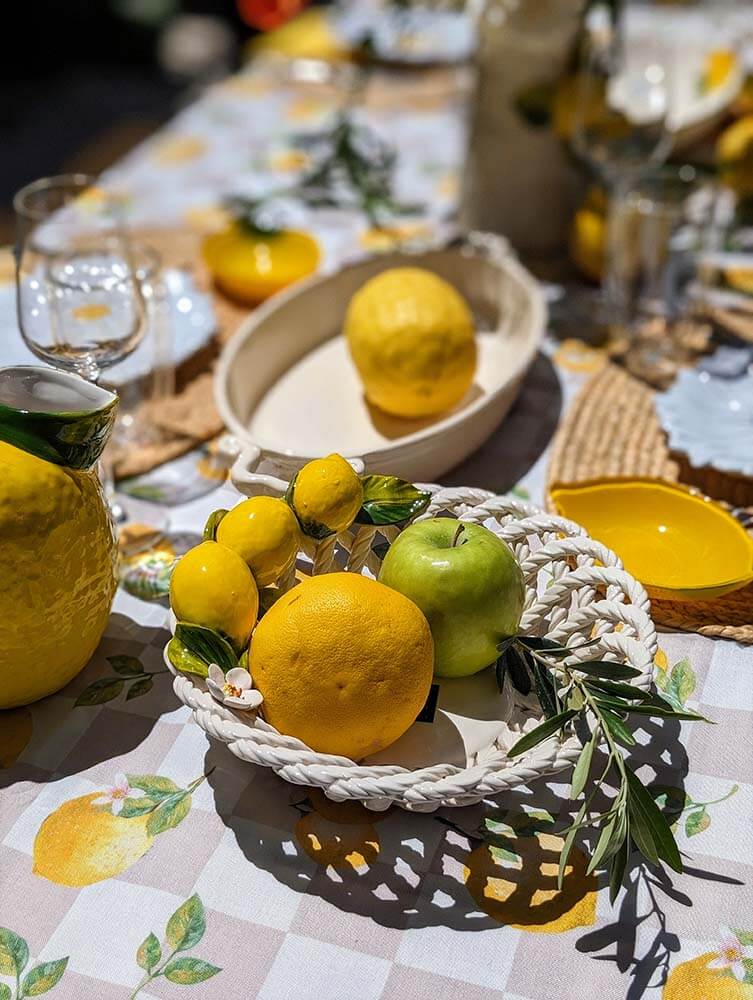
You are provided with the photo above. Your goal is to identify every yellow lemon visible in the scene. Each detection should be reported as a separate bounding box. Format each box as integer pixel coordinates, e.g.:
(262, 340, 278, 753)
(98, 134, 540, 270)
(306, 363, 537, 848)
(216, 496, 301, 587)
(290, 453, 364, 536)
(725, 267, 753, 295)
(463, 832, 597, 933)
(33, 792, 153, 887)
(663, 953, 753, 1000)
(202, 224, 320, 304)
(0, 442, 117, 709)
(169, 540, 259, 651)
(344, 267, 477, 418)
(717, 115, 753, 198)
(250, 573, 433, 759)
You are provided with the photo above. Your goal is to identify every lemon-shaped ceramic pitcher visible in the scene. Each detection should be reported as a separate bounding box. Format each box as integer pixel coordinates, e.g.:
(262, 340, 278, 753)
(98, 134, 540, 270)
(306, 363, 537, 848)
(0, 366, 118, 708)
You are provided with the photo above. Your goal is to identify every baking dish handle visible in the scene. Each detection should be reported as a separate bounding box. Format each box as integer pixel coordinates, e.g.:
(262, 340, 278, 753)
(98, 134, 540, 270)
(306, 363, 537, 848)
(230, 445, 291, 498)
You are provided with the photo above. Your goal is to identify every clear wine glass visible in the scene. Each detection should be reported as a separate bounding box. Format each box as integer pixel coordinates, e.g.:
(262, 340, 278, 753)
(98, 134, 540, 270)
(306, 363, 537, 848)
(569, 2, 674, 343)
(14, 174, 148, 533)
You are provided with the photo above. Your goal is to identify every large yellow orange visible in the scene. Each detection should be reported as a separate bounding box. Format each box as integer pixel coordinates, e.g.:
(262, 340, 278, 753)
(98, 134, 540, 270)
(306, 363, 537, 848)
(250, 573, 433, 759)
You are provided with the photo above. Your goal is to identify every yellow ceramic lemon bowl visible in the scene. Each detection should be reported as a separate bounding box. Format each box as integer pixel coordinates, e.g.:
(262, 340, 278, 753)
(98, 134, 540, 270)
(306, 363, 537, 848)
(550, 478, 753, 602)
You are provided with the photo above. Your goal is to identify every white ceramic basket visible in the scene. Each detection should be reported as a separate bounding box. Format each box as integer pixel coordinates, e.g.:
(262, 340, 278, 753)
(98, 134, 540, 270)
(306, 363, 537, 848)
(215, 232, 546, 484)
(167, 481, 656, 812)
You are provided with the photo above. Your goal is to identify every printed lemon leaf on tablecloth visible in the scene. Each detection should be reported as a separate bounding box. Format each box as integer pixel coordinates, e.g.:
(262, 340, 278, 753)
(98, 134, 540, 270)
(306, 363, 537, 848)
(75, 657, 167, 707)
(130, 896, 220, 998)
(654, 782, 738, 839)
(32, 772, 209, 886)
(0, 928, 68, 997)
(654, 652, 696, 712)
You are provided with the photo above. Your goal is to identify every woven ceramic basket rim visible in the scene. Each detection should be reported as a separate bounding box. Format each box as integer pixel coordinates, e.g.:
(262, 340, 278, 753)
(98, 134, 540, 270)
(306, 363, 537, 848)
(165, 486, 657, 812)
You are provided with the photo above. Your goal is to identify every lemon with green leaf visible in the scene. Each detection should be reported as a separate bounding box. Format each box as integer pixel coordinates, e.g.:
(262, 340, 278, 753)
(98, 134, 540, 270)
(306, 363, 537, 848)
(169, 540, 258, 652)
(215, 496, 301, 587)
(288, 453, 363, 538)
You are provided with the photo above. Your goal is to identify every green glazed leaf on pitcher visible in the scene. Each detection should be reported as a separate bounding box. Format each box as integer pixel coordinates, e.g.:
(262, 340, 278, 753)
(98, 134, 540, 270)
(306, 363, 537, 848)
(355, 475, 432, 526)
(0, 367, 117, 470)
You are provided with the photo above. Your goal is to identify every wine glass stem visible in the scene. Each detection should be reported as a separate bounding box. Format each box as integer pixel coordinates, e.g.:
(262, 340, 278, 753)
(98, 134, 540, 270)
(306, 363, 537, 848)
(603, 175, 633, 344)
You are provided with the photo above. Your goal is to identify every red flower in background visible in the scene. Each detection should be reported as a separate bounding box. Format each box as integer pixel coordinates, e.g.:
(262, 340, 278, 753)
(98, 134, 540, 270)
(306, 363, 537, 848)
(236, 0, 309, 31)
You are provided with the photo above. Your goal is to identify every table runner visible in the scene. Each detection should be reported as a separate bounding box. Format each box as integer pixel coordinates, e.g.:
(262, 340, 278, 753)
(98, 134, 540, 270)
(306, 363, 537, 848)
(2, 60, 753, 1000)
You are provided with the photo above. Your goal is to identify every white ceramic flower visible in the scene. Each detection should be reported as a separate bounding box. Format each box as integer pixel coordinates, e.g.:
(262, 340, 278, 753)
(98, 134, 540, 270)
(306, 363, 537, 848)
(708, 927, 753, 981)
(206, 664, 263, 711)
(92, 773, 146, 816)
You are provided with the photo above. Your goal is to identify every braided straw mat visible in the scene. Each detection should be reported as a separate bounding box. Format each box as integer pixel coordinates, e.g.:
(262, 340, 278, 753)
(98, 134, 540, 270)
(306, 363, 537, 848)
(547, 361, 753, 643)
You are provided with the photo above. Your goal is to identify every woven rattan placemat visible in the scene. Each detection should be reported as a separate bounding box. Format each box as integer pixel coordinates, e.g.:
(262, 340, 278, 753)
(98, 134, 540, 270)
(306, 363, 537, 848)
(547, 361, 753, 643)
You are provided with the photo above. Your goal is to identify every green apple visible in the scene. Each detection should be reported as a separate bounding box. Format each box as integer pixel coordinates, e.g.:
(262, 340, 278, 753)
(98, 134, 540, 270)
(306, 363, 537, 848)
(378, 519, 524, 678)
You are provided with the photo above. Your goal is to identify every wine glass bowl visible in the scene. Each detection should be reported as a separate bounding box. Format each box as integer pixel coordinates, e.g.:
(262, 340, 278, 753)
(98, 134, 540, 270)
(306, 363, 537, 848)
(14, 174, 146, 383)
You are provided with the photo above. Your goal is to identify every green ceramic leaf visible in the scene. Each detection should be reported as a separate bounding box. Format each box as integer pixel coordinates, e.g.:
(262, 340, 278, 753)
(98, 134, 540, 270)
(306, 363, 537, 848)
(136, 932, 161, 973)
(167, 638, 209, 679)
(0, 368, 117, 470)
(74, 678, 124, 707)
(165, 895, 206, 953)
(127, 775, 181, 799)
(126, 676, 153, 701)
(203, 509, 229, 542)
(107, 656, 144, 677)
(0, 928, 28, 975)
(355, 475, 431, 526)
(147, 793, 192, 837)
(685, 809, 710, 838)
(0, 982, 11, 1000)
(174, 623, 238, 672)
(163, 957, 220, 985)
(20, 957, 68, 996)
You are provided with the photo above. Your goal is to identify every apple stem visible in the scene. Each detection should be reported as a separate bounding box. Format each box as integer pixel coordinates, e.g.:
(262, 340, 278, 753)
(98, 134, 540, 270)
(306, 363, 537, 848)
(451, 522, 465, 547)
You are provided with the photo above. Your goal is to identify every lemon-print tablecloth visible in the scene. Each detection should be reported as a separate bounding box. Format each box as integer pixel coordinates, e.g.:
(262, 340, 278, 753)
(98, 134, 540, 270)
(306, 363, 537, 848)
(3, 58, 753, 1000)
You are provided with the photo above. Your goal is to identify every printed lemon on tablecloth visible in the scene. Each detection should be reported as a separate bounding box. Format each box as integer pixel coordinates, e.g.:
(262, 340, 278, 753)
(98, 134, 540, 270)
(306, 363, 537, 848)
(345, 267, 477, 418)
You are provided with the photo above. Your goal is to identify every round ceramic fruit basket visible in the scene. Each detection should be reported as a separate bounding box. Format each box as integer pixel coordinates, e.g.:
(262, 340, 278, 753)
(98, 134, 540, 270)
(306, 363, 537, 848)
(165, 479, 656, 812)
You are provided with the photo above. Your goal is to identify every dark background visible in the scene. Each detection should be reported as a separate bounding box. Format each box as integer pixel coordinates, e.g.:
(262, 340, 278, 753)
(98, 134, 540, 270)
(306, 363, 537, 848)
(0, 0, 262, 240)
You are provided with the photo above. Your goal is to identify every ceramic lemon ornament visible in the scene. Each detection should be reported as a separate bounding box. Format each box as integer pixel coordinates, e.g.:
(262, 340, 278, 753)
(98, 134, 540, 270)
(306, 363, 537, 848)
(0, 367, 118, 708)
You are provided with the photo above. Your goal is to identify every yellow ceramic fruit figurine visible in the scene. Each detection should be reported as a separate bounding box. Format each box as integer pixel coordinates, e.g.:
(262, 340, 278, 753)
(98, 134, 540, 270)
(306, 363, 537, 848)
(717, 115, 753, 199)
(289, 453, 364, 537)
(33, 792, 154, 887)
(216, 496, 301, 587)
(202, 222, 320, 304)
(344, 267, 477, 419)
(0, 367, 118, 709)
(569, 186, 607, 283)
(169, 540, 259, 651)
(250, 573, 434, 759)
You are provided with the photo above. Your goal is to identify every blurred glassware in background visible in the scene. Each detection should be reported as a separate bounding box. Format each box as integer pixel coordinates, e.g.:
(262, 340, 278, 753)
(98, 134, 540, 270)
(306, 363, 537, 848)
(569, 1, 673, 342)
(607, 163, 717, 386)
(13, 174, 165, 550)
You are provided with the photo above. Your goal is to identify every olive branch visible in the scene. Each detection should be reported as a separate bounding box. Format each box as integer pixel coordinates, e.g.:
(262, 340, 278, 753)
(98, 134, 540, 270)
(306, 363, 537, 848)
(496, 635, 711, 900)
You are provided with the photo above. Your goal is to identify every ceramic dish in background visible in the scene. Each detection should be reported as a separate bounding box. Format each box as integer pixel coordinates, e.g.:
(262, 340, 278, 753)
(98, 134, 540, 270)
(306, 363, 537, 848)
(216, 234, 546, 485)
(550, 478, 753, 602)
(0, 269, 216, 387)
(656, 361, 753, 479)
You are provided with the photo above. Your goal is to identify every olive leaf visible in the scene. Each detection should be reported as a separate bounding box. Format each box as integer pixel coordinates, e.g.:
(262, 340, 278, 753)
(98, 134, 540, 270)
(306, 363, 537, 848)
(165, 895, 206, 953)
(136, 933, 161, 973)
(21, 958, 68, 996)
(355, 476, 431, 526)
(174, 623, 238, 673)
(203, 509, 228, 542)
(507, 710, 578, 757)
